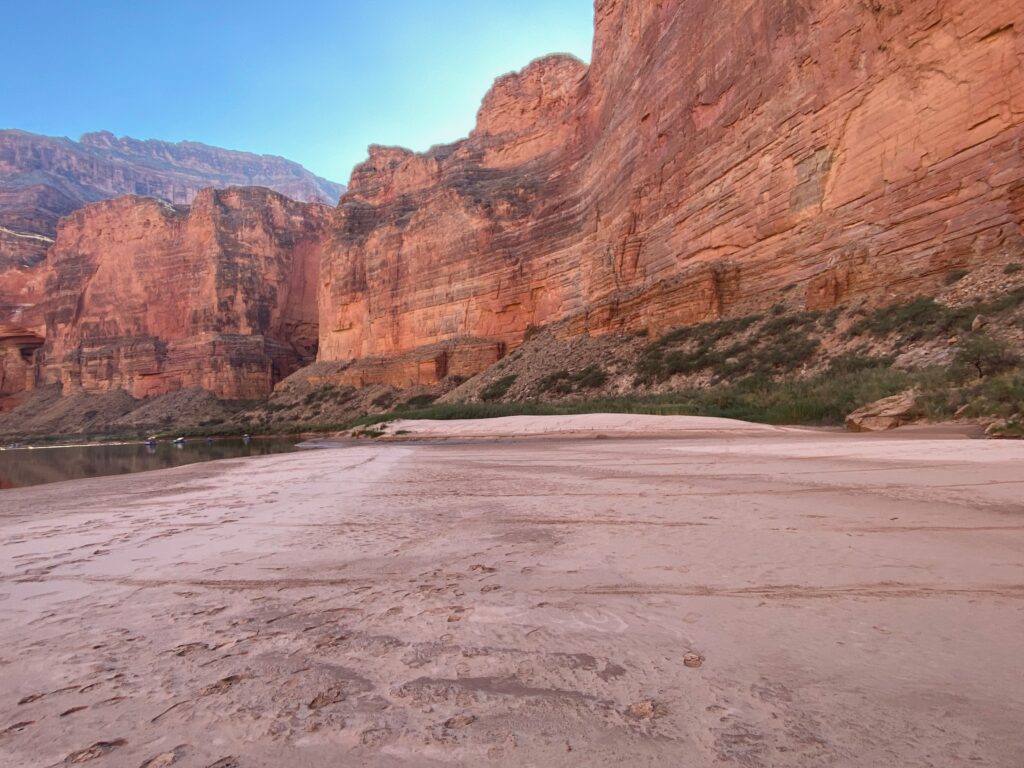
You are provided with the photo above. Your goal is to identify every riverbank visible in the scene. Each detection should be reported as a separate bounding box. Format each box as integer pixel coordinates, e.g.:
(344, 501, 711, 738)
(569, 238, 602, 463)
(2, 417, 1022, 766)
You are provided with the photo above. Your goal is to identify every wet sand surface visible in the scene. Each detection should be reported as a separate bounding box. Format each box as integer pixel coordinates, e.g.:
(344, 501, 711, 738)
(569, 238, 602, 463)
(1, 419, 1023, 767)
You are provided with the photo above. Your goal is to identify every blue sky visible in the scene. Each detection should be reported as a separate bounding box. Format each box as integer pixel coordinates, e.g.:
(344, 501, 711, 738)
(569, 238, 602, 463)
(1, 1, 594, 184)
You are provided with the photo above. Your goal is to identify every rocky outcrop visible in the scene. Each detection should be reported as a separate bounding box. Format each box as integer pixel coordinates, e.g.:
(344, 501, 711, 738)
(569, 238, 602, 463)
(35, 188, 328, 400)
(846, 391, 920, 433)
(0, 129, 344, 270)
(0, 322, 44, 411)
(321, 0, 1024, 385)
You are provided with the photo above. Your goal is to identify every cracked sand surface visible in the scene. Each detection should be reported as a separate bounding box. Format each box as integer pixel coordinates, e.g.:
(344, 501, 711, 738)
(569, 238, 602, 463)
(1, 420, 1023, 766)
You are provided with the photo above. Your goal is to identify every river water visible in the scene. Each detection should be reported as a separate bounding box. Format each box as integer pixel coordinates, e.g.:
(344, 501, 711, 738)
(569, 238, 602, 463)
(0, 438, 299, 490)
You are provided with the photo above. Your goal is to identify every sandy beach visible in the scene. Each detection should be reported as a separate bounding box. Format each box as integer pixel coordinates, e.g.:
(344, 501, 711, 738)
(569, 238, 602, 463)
(1, 415, 1023, 767)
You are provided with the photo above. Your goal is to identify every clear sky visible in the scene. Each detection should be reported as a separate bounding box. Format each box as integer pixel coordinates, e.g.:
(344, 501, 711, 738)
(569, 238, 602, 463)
(1, 1, 594, 184)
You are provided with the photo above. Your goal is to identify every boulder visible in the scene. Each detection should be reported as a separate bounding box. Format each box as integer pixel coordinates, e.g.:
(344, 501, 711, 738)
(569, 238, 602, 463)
(845, 391, 919, 433)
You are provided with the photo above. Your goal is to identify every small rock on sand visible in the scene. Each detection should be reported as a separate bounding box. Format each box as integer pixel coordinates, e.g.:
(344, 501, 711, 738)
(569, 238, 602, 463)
(625, 699, 667, 720)
(444, 714, 477, 729)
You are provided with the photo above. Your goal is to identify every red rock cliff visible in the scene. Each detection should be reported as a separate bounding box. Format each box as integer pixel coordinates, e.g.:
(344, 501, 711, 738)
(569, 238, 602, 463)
(0, 322, 44, 411)
(37, 188, 327, 400)
(0, 129, 344, 273)
(320, 0, 1024, 385)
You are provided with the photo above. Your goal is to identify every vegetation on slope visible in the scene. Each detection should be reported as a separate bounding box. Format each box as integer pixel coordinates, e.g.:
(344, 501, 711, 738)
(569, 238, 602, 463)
(358, 284, 1024, 436)
(4, 280, 1022, 442)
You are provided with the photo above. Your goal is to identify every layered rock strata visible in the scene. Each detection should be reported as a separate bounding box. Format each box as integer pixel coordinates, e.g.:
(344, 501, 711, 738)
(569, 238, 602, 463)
(0, 129, 344, 268)
(36, 188, 327, 400)
(321, 0, 1024, 385)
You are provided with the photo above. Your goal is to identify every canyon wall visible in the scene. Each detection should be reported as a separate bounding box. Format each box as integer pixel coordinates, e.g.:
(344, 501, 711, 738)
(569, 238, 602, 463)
(321, 0, 1024, 386)
(0, 129, 344, 274)
(34, 188, 327, 401)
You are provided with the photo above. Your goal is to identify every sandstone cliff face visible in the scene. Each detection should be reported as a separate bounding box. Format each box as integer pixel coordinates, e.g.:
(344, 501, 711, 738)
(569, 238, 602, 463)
(0, 322, 44, 411)
(321, 0, 1024, 386)
(0, 234, 48, 325)
(37, 188, 327, 400)
(0, 129, 344, 269)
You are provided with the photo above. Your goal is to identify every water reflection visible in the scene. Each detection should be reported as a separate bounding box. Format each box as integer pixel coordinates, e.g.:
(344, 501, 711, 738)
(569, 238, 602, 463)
(0, 438, 298, 490)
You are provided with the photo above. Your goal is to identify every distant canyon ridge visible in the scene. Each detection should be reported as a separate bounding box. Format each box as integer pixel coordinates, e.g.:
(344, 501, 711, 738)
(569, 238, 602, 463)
(0, 128, 342, 268)
(2, 0, 1024, 418)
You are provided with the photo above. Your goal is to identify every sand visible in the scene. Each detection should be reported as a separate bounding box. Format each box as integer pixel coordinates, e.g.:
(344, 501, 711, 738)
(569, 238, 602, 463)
(1, 414, 1023, 767)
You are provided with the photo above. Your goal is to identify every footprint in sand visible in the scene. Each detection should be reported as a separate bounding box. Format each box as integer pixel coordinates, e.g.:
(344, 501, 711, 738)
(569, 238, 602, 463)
(201, 675, 243, 695)
(139, 745, 190, 767)
(63, 739, 127, 763)
(360, 727, 391, 747)
(309, 688, 345, 710)
(444, 714, 477, 729)
(18, 685, 80, 705)
(171, 642, 213, 657)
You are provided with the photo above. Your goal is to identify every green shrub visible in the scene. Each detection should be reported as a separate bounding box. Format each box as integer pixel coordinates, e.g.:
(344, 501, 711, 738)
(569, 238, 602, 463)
(761, 311, 820, 337)
(637, 312, 822, 382)
(576, 365, 609, 389)
(402, 393, 438, 409)
(541, 365, 610, 392)
(1004, 263, 1022, 275)
(975, 286, 1024, 315)
(849, 289, 1024, 345)
(759, 335, 820, 372)
(537, 370, 571, 391)
(954, 334, 1019, 379)
(945, 269, 970, 286)
(847, 298, 973, 342)
(303, 384, 355, 407)
(637, 315, 763, 382)
(372, 391, 396, 408)
(827, 354, 895, 375)
(480, 375, 517, 401)
(956, 372, 1024, 419)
